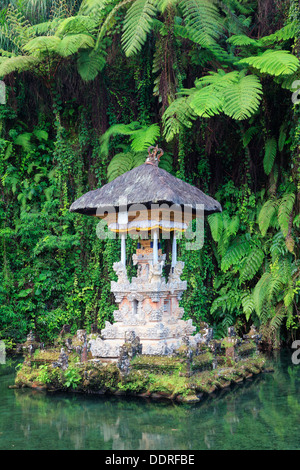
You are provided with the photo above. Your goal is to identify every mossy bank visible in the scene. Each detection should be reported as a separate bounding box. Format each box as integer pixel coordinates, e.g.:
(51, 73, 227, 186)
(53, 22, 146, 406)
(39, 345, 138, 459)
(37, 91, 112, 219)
(13, 327, 273, 404)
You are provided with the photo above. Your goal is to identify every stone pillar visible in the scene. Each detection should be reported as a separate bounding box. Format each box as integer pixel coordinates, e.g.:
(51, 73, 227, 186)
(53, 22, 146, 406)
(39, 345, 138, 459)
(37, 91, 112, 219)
(121, 233, 126, 266)
(153, 229, 158, 265)
(172, 231, 177, 268)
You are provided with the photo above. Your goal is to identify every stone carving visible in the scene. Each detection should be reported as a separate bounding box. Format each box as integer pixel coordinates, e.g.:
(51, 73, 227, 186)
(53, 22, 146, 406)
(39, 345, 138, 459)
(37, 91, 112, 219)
(113, 261, 128, 283)
(52, 348, 69, 370)
(148, 261, 164, 283)
(168, 261, 184, 283)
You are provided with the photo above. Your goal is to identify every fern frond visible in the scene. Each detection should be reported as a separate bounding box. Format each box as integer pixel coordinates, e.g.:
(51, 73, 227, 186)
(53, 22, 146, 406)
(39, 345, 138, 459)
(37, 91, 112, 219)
(79, 0, 113, 15)
(263, 137, 277, 175)
(241, 292, 254, 321)
(77, 48, 106, 81)
(253, 271, 272, 318)
(129, 124, 160, 151)
(179, 0, 222, 47)
(23, 36, 62, 56)
(239, 50, 300, 77)
(122, 0, 157, 57)
(55, 16, 98, 37)
(239, 247, 264, 283)
(258, 198, 279, 236)
(260, 21, 298, 46)
(278, 124, 287, 152)
(221, 236, 251, 272)
(242, 126, 259, 147)
(57, 34, 95, 57)
(278, 193, 295, 238)
(162, 97, 197, 142)
(0, 55, 39, 77)
(107, 151, 149, 181)
(222, 74, 263, 120)
(227, 34, 261, 47)
(207, 212, 224, 243)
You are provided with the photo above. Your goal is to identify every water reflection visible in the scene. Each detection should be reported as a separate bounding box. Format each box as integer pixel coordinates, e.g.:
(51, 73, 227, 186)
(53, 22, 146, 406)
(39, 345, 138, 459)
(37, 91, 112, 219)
(1, 352, 300, 450)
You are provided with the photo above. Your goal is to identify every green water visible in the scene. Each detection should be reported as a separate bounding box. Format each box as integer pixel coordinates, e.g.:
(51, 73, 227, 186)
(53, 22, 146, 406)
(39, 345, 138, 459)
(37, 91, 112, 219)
(1, 351, 300, 450)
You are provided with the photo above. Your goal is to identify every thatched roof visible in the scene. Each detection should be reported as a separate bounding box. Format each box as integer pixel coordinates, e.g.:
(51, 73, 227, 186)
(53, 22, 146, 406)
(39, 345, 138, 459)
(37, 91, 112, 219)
(69, 163, 222, 216)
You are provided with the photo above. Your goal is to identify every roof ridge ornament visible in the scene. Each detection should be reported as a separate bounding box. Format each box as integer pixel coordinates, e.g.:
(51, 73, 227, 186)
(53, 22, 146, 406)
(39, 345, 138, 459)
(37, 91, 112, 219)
(146, 145, 164, 166)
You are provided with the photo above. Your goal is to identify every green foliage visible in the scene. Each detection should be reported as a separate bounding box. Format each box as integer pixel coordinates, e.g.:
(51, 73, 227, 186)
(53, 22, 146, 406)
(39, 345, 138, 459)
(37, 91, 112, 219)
(0, 0, 299, 352)
(64, 366, 82, 389)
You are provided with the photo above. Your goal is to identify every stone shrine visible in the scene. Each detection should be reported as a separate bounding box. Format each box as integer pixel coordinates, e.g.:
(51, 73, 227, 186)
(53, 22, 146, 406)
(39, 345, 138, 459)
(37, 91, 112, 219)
(70, 145, 222, 362)
(89, 240, 199, 359)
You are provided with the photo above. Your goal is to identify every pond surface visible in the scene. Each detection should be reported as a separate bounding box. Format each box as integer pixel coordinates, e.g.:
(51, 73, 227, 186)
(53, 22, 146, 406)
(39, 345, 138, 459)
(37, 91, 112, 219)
(1, 351, 300, 450)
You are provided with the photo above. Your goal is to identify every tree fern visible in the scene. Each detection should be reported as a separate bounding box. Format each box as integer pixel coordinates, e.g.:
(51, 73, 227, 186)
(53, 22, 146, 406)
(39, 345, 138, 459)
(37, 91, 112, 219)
(107, 149, 172, 181)
(222, 73, 263, 120)
(55, 15, 97, 37)
(129, 124, 161, 151)
(239, 50, 300, 77)
(183, 70, 263, 121)
(121, 0, 157, 57)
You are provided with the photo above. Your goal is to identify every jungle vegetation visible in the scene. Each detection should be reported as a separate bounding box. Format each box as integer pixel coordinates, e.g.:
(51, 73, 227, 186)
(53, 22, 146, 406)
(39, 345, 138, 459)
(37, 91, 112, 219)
(0, 0, 300, 350)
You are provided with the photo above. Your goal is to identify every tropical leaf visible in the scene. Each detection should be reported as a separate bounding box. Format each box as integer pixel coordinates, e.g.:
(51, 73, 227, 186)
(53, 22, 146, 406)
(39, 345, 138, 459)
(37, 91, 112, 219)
(23, 36, 62, 56)
(227, 34, 261, 47)
(241, 292, 254, 321)
(55, 16, 98, 37)
(242, 126, 259, 147)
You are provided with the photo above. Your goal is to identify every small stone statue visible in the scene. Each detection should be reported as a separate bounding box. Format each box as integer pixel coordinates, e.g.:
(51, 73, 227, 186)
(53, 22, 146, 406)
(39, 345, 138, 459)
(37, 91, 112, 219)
(148, 261, 164, 283)
(168, 261, 184, 283)
(113, 261, 128, 283)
